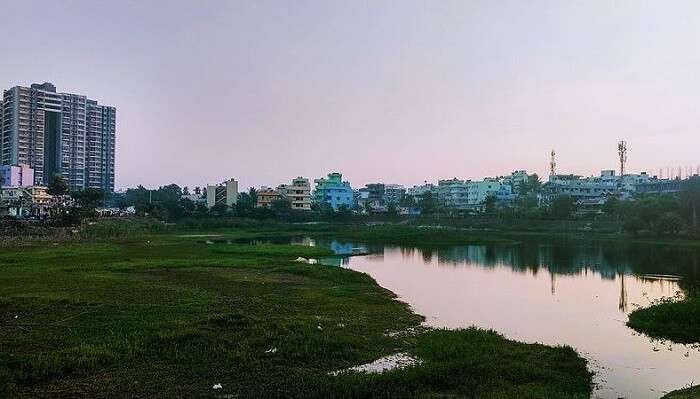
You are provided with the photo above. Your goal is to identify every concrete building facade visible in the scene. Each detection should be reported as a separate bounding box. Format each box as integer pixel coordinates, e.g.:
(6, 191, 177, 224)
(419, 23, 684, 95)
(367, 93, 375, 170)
(256, 186, 281, 208)
(542, 170, 654, 203)
(0, 164, 34, 187)
(466, 178, 514, 209)
(313, 172, 354, 210)
(277, 177, 312, 210)
(406, 183, 437, 202)
(0, 185, 53, 218)
(437, 178, 469, 209)
(0, 82, 115, 191)
(384, 184, 406, 204)
(206, 178, 238, 209)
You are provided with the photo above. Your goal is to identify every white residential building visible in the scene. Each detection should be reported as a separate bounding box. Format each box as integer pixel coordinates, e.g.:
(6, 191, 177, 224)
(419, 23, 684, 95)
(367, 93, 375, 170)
(543, 170, 652, 201)
(466, 178, 514, 209)
(406, 183, 436, 199)
(437, 178, 469, 209)
(206, 178, 238, 209)
(277, 177, 312, 211)
(501, 170, 530, 192)
(384, 184, 406, 204)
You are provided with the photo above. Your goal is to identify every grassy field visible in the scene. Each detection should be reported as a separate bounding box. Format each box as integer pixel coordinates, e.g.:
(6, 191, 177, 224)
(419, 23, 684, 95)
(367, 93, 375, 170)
(627, 295, 700, 344)
(663, 385, 700, 399)
(0, 227, 593, 398)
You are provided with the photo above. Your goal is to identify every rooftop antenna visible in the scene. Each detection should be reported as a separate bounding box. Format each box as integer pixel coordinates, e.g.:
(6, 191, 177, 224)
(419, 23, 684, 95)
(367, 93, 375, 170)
(550, 149, 557, 176)
(618, 140, 627, 176)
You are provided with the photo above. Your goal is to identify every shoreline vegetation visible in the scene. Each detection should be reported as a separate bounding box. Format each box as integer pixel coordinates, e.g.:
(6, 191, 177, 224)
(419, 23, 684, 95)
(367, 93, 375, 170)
(0, 220, 596, 398)
(5, 215, 700, 248)
(627, 294, 700, 345)
(663, 386, 700, 399)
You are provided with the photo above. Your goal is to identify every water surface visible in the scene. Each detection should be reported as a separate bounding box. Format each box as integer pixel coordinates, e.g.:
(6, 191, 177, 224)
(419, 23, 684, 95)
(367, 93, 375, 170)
(311, 238, 700, 399)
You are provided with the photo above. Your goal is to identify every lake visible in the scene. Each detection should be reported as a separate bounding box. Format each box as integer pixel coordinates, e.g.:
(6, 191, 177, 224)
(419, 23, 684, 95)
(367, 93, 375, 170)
(304, 237, 700, 399)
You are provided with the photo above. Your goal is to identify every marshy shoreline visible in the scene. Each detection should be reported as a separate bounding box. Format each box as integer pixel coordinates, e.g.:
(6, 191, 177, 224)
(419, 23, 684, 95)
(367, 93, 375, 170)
(2, 219, 699, 397)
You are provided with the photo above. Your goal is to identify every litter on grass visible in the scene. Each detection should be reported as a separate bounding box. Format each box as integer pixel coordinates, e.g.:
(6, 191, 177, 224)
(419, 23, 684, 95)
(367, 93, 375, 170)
(329, 353, 421, 376)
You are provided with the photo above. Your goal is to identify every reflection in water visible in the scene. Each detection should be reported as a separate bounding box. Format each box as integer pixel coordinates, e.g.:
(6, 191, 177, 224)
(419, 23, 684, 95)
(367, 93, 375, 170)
(319, 239, 700, 399)
(619, 273, 628, 312)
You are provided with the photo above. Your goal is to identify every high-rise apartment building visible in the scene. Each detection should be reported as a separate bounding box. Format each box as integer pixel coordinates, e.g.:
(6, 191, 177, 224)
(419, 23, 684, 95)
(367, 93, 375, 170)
(0, 82, 115, 191)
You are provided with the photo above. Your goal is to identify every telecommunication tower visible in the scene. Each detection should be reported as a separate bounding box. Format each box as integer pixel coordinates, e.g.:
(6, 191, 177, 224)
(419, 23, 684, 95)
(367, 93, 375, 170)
(550, 149, 556, 176)
(618, 141, 627, 176)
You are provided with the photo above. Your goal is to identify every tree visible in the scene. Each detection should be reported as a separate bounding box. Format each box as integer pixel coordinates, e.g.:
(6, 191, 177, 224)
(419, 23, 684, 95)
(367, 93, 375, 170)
(312, 201, 334, 216)
(623, 215, 646, 236)
(334, 204, 352, 222)
(194, 201, 208, 215)
(387, 203, 399, 217)
(680, 177, 700, 231)
(235, 192, 256, 216)
(71, 188, 105, 216)
(47, 174, 69, 196)
(125, 185, 150, 207)
(418, 192, 437, 215)
(616, 195, 680, 236)
(549, 195, 576, 219)
(602, 197, 620, 216)
(248, 188, 258, 204)
(209, 202, 229, 216)
(399, 194, 416, 208)
(483, 195, 497, 214)
(519, 174, 542, 195)
(515, 193, 539, 217)
(655, 212, 683, 236)
(271, 197, 292, 216)
(156, 184, 182, 203)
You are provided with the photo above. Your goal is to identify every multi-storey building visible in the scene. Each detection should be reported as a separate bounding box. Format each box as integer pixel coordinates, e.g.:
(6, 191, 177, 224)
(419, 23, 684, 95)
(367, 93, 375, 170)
(406, 182, 437, 202)
(436, 177, 515, 211)
(360, 183, 385, 204)
(466, 178, 515, 210)
(358, 183, 406, 206)
(384, 184, 406, 204)
(0, 82, 115, 191)
(256, 186, 281, 208)
(542, 170, 653, 202)
(636, 178, 686, 195)
(0, 185, 53, 218)
(277, 177, 312, 210)
(313, 172, 354, 210)
(500, 170, 530, 192)
(206, 178, 238, 209)
(0, 164, 34, 187)
(437, 178, 469, 209)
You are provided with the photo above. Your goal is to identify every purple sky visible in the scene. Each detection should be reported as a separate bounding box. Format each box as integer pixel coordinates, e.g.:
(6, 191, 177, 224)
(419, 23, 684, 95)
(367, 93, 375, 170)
(1, 1, 699, 191)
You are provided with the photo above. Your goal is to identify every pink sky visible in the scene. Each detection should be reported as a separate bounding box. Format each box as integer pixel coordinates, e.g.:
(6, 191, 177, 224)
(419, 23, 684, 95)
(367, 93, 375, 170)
(1, 1, 699, 190)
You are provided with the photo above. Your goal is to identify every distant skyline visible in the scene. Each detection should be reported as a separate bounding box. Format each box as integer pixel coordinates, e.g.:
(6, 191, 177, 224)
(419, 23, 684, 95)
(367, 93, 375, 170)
(2, 1, 699, 191)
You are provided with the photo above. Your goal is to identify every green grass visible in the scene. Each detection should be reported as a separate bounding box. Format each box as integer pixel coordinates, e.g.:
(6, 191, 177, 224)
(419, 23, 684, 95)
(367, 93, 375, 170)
(627, 296, 700, 344)
(0, 228, 592, 398)
(663, 385, 700, 399)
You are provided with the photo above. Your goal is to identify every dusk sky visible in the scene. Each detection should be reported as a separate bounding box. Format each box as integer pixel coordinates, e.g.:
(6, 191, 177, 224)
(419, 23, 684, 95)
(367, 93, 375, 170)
(2, 0, 699, 191)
